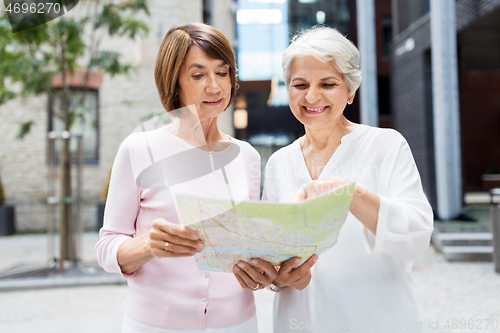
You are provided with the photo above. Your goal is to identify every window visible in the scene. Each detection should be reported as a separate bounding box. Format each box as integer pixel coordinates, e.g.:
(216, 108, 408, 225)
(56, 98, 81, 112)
(394, 0, 430, 35)
(48, 89, 99, 163)
(381, 17, 393, 59)
(203, 0, 213, 26)
(288, 0, 350, 36)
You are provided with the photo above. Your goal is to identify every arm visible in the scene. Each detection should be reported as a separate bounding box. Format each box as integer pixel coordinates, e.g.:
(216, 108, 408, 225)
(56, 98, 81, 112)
(363, 137, 434, 260)
(293, 178, 380, 234)
(292, 133, 434, 261)
(117, 218, 203, 274)
(96, 138, 204, 276)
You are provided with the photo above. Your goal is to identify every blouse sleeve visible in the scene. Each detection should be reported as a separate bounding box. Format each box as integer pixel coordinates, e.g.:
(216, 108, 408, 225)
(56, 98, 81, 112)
(363, 133, 434, 261)
(95, 138, 141, 277)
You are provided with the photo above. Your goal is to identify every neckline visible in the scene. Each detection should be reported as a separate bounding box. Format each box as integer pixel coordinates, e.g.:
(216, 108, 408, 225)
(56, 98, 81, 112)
(161, 126, 234, 153)
(294, 124, 368, 181)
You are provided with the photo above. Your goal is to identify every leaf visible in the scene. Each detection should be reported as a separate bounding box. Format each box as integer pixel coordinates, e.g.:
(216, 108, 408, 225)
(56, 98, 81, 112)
(16, 120, 35, 139)
(89, 51, 135, 77)
(121, 17, 149, 39)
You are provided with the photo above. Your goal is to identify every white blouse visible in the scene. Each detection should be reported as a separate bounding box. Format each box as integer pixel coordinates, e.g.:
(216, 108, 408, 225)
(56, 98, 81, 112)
(263, 125, 434, 333)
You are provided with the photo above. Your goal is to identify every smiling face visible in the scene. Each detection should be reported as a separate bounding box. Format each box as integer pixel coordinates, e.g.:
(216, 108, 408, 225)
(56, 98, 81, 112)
(288, 56, 354, 129)
(177, 46, 232, 121)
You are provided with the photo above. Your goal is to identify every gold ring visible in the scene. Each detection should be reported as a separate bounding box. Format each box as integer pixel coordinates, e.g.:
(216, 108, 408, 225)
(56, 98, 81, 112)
(251, 283, 260, 290)
(165, 242, 170, 252)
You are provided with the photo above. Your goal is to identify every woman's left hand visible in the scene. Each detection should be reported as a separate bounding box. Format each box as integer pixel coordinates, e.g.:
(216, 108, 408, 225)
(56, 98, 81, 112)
(292, 177, 349, 202)
(233, 259, 278, 290)
(293, 177, 380, 234)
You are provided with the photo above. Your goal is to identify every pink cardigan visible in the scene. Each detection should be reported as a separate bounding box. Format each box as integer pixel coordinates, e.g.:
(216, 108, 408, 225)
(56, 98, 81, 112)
(96, 127, 261, 329)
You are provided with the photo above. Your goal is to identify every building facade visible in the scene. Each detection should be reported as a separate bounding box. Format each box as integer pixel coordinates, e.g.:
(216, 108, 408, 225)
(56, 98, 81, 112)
(390, 0, 500, 213)
(0, 0, 236, 232)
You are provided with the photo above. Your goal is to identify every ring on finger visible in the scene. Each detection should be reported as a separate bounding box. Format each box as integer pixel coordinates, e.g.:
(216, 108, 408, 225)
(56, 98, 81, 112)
(251, 283, 260, 290)
(165, 242, 170, 252)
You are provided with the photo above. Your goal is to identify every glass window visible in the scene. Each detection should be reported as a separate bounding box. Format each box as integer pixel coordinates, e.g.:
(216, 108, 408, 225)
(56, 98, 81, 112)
(288, 0, 350, 36)
(49, 89, 99, 163)
(395, 0, 430, 35)
(381, 17, 392, 59)
(203, 0, 213, 26)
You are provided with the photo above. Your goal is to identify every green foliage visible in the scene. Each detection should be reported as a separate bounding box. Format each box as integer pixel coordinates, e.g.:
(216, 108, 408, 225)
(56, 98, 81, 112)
(0, 0, 150, 136)
(16, 120, 35, 139)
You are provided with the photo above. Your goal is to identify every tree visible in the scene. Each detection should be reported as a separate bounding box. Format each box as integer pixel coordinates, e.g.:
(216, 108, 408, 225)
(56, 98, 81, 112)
(0, 0, 149, 272)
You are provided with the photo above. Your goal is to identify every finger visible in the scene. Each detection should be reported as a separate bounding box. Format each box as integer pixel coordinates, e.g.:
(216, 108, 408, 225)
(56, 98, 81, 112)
(150, 230, 203, 252)
(150, 239, 197, 255)
(292, 184, 307, 202)
(151, 221, 203, 251)
(236, 261, 265, 284)
(150, 245, 196, 258)
(232, 269, 249, 289)
(233, 263, 261, 289)
(279, 257, 302, 274)
(250, 259, 278, 280)
(165, 233, 204, 252)
(292, 273, 312, 290)
(154, 218, 200, 241)
(279, 255, 317, 283)
(285, 255, 318, 284)
(237, 261, 270, 286)
(165, 242, 200, 255)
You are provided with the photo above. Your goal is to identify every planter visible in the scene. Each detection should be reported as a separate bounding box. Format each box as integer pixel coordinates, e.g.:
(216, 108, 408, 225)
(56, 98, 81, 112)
(96, 202, 106, 231)
(0, 204, 16, 236)
(482, 174, 500, 191)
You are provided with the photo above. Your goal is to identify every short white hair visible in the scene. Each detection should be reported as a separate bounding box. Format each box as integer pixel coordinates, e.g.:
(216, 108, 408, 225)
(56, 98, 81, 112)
(282, 26, 362, 95)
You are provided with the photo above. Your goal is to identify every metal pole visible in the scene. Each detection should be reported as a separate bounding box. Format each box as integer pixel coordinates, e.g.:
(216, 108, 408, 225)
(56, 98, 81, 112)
(356, 0, 379, 127)
(75, 135, 83, 263)
(431, 0, 462, 220)
(47, 132, 58, 264)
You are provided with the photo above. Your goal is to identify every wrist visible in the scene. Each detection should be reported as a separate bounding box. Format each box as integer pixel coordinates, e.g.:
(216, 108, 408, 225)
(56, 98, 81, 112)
(268, 283, 282, 292)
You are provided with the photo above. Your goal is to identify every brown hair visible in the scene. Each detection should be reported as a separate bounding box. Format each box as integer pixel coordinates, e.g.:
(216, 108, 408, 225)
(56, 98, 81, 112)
(154, 23, 237, 112)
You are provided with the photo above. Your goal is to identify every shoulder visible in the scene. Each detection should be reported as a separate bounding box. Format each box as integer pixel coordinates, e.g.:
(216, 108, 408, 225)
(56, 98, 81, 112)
(266, 141, 297, 168)
(121, 127, 171, 151)
(360, 126, 409, 151)
(230, 137, 260, 161)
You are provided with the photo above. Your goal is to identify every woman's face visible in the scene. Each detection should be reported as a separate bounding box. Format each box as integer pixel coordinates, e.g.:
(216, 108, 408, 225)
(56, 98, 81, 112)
(177, 46, 232, 120)
(288, 56, 353, 129)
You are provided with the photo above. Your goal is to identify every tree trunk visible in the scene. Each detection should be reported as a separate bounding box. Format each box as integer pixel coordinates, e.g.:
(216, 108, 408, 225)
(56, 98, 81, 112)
(58, 92, 77, 272)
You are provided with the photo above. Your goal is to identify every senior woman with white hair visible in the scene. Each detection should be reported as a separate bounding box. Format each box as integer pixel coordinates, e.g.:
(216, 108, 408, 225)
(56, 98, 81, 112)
(263, 27, 434, 332)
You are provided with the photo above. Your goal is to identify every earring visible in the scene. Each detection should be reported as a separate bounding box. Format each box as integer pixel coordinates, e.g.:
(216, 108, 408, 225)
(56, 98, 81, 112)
(349, 99, 353, 104)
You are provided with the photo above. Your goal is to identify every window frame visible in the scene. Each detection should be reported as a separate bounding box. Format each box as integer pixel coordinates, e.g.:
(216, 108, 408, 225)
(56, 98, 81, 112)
(47, 87, 100, 165)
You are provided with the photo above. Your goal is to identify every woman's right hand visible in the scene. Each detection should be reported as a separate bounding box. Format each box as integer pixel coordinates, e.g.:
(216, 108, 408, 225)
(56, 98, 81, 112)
(149, 218, 205, 258)
(117, 218, 204, 274)
(273, 255, 318, 290)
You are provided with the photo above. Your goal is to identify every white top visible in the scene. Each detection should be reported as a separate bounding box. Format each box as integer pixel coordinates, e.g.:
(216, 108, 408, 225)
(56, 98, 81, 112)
(263, 125, 434, 333)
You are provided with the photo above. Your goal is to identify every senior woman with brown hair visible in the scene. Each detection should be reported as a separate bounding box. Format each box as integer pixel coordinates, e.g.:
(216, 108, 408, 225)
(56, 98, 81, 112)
(96, 23, 276, 333)
(262, 27, 434, 332)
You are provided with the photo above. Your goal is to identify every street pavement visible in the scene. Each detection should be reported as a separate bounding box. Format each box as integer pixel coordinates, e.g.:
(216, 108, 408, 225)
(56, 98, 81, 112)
(0, 232, 499, 333)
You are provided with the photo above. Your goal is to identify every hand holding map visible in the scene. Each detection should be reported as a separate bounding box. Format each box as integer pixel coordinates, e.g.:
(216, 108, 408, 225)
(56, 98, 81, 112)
(175, 182, 355, 272)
